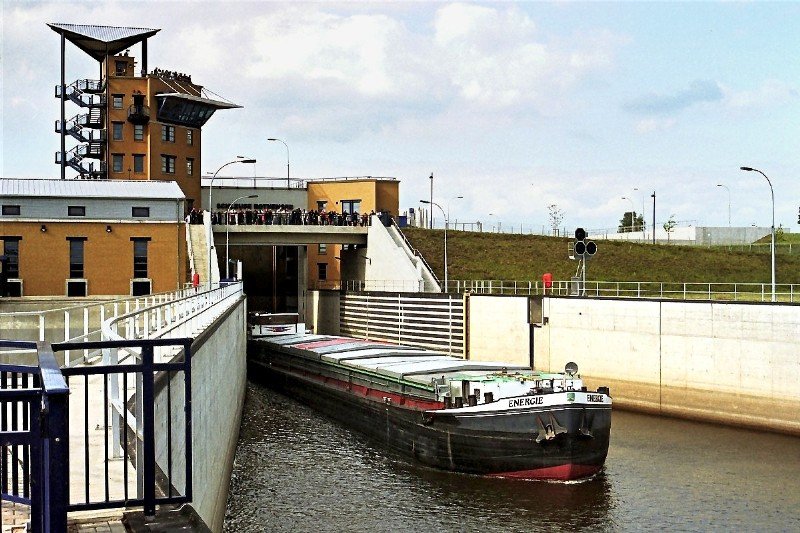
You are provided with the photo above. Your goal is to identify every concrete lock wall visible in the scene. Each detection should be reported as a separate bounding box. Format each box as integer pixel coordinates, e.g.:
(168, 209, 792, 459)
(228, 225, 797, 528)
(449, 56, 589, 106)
(153, 296, 248, 531)
(467, 295, 531, 365)
(308, 289, 800, 435)
(537, 297, 800, 435)
(307, 290, 340, 335)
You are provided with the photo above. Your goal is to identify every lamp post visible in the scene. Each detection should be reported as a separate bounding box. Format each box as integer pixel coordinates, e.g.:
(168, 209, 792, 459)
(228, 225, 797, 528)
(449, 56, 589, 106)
(650, 191, 656, 245)
(226, 194, 258, 280)
(741, 166, 776, 302)
(447, 196, 463, 231)
(634, 187, 645, 239)
(622, 196, 635, 233)
(268, 138, 290, 188)
(207, 157, 256, 287)
(429, 173, 434, 229)
(716, 184, 731, 227)
(421, 200, 448, 292)
(488, 213, 500, 233)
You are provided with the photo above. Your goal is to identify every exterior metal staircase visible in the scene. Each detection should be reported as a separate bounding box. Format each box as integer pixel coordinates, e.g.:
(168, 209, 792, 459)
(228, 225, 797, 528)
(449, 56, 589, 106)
(55, 79, 107, 179)
(56, 113, 107, 143)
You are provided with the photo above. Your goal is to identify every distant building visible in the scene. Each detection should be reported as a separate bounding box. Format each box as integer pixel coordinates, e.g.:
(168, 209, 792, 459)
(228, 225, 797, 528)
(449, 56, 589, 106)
(306, 178, 399, 287)
(0, 179, 186, 297)
(49, 23, 239, 211)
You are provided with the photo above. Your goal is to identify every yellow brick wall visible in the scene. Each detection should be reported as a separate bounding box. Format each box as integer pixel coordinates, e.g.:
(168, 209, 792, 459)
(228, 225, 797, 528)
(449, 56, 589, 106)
(1, 221, 186, 296)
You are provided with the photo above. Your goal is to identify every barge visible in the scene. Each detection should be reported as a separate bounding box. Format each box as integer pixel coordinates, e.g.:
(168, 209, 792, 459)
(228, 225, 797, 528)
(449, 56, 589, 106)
(249, 334, 611, 481)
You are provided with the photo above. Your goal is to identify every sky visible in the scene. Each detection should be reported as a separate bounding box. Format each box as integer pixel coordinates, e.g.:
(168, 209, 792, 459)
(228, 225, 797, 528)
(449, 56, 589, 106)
(2, 1, 799, 234)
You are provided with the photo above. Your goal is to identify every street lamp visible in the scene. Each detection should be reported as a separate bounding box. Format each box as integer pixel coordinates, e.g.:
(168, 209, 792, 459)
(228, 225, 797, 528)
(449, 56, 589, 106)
(225, 194, 258, 280)
(207, 157, 256, 286)
(634, 187, 645, 239)
(740, 166, 776, 302)
(268, 138, 290, 188)
(488, 213, 500, 233)
(429, 173, 434, 229)
(621, 196, 635, 233)
(716, 184, 731, 227)
(421, 200, 448, 292)
(447, 196, 463, 231)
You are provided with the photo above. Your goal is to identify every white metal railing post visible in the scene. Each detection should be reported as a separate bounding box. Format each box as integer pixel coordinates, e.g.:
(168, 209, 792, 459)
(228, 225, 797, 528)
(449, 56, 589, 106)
(64, 310, 70, 366)
(39, 314, 45, 342)
(83, 307, 89, 362)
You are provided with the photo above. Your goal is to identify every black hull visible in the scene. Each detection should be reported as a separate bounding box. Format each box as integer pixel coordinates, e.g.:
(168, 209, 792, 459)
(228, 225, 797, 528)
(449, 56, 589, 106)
(249, 344, 611, 481)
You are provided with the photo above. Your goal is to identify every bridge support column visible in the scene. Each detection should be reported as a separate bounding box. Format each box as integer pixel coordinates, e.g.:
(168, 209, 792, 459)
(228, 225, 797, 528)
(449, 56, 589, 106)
(297, 245, 308, 323)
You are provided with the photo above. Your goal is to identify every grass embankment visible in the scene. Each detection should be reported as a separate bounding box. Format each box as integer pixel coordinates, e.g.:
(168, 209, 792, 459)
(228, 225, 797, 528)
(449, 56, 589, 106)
(402, 228, 800, 284)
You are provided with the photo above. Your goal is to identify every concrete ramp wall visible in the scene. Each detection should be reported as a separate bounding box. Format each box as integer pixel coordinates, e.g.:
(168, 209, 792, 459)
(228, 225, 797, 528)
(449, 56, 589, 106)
(155, 296, 247, 531)
(365, 220, 440, 292)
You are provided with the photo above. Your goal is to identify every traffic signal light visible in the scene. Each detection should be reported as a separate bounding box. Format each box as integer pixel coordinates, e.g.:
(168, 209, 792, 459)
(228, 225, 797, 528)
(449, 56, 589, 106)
(573, 228, 597, 260)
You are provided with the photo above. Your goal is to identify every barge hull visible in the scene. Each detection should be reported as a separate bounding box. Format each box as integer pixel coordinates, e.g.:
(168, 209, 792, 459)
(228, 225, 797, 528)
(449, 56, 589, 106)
(249, 344, 610, 480)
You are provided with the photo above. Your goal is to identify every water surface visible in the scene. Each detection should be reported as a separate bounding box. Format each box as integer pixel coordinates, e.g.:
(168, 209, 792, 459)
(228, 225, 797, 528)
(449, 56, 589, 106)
(225, 381, 800, 532)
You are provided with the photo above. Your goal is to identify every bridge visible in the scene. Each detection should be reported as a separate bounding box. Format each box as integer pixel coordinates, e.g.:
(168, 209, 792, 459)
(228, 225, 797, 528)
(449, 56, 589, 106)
(1, 283, 246, 532)
(187, 214, 440, 299)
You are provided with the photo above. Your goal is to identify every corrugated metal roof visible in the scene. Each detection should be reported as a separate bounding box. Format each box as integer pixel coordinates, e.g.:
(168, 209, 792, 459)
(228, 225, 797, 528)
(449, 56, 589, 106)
(0, 179, 185, 200)
(47, 23, 160, 61)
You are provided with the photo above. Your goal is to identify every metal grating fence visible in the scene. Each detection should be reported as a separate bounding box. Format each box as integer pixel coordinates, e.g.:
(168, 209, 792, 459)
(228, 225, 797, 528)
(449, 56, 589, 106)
(340, 293, 465, 356)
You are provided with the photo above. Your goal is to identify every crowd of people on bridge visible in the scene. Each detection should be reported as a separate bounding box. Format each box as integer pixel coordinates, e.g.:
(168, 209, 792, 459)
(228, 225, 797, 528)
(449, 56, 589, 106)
(187, 206, 379, 227)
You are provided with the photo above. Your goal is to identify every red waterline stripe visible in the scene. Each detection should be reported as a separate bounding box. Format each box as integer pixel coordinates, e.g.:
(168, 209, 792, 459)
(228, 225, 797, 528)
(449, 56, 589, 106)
(487, 463, 601, 481)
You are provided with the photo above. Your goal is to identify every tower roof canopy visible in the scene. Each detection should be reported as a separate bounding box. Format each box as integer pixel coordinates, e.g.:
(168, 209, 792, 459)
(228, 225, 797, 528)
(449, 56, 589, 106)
(47, 23, 160, 61)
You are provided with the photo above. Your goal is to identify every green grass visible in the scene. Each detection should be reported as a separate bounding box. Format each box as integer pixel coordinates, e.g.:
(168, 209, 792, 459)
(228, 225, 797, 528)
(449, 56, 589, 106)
(403, 228, 800, 284)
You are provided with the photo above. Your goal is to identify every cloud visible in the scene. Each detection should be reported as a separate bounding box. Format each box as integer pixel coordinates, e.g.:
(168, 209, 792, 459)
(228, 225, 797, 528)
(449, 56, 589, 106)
(722, 79, 798, 109)
(635, 117, 677, 133)
(624, 80, 723, 115)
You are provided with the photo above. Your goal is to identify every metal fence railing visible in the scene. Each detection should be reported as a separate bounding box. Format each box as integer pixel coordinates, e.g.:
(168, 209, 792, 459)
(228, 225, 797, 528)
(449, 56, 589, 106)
(312, 279, 798, 303)
(444, 280, 798, 303)
(1, 340, 69, 532)
(0, 282, 244, 532)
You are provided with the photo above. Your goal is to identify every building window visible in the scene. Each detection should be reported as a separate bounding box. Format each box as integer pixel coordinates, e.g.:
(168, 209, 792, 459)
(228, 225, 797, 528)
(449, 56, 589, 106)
(341, 199, 362, 215)
(1, 205, 21, 216)
(132, 239, 148, 278)
(186, 129, 193, 145)
(2, 238, 20, 278)
(133, 154, 145, 173)
(112, 154, 124, 173)
(134, 124, 144, 141)
(115, 60, 127, 76)
(317, 263, 327, 281)
(132, 207, 150, 218)
(161, 155, 176, 174)
(187, 158, 194, 176)
(112, 94, 124, 109)
(68, 206, 86, 217)
(161, 125, 175, 142)
(318, 243, 327, 255)
(112, 122, 124, 141)
(317, 201, 328, 211)
(68, 239, 85, 279)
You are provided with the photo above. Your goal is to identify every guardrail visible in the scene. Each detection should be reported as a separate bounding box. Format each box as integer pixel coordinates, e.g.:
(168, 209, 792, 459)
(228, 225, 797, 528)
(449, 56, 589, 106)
(445, 280, 798, 303)
(0, 284, 243, 366)
(314, 279, 798, 303)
